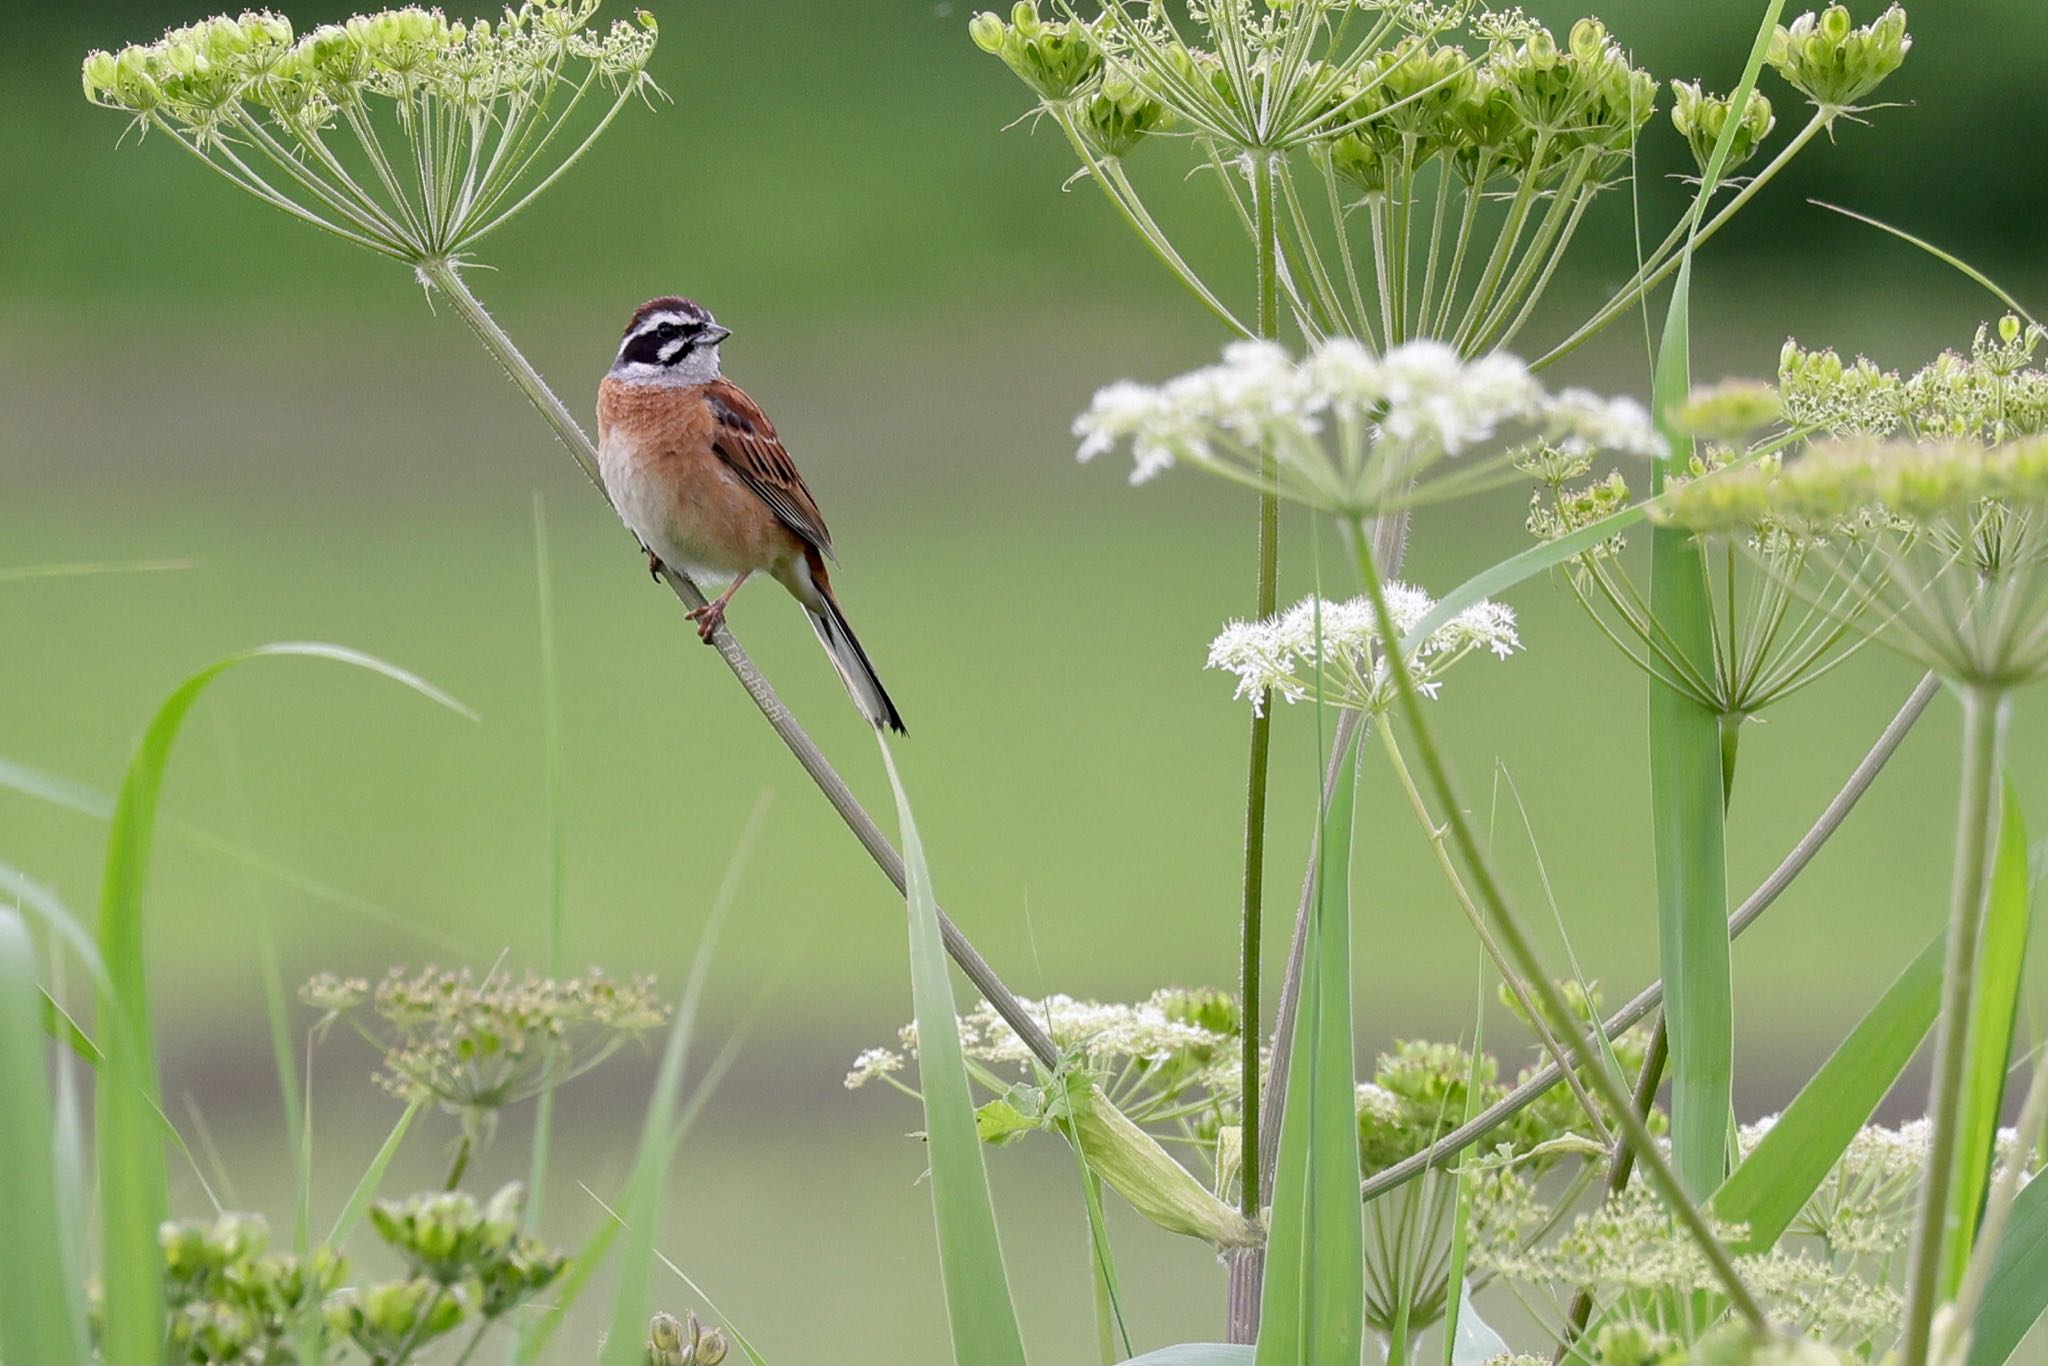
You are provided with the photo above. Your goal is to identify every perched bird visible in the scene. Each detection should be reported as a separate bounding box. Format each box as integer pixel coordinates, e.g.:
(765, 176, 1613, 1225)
(596, 296, 906, 733)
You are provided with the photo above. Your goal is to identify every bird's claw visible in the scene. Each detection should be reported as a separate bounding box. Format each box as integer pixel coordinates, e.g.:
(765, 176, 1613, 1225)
(685, 601, 727, 643)
(644, 548, 664, 582)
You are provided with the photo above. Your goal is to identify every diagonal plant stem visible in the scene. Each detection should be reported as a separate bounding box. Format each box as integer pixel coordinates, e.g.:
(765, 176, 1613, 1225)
(1359, 669, 1939, 1202)
(413, 257, 1060, 1070)
(1346, 521, 1769, 1329)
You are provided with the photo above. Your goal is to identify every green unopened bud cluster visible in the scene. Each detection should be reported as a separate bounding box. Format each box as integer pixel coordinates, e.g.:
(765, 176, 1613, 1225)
(1768, 3, 1910, 111)
(83, 3, 655, 134)
(1669, 80, 1775, 173)
(146, 1213, 347, 1365)
(1780, 318, 2048, 444)
(368, 1182, 566, 1315)
(83, 2, 661, 260)
(969, 1, 1171, 158)
(647, 1309, 730, 1366)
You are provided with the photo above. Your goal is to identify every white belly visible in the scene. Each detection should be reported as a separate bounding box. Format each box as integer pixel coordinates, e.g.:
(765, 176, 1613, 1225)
(597, 429, 752, 585)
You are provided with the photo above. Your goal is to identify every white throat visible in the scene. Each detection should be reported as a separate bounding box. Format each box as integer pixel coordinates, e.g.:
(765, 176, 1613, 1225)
(610, 343, 723, 388)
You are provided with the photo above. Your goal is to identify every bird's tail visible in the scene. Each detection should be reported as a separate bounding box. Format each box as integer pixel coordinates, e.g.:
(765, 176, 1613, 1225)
(804, 578, 906, 734)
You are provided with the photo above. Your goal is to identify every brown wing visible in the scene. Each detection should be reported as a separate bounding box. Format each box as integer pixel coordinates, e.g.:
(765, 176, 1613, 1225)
(705, 379, 835, 561)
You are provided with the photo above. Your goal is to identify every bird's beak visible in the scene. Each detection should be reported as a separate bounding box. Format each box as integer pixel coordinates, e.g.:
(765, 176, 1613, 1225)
(703, 324, 733, 345)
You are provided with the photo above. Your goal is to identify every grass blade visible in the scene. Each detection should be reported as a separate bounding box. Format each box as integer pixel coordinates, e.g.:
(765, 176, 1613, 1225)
(1971, 1147, 2048, 1363)
(1808, 201, 2037, 325)
(326, 1101, 423, 1247)
(0, 558, 190, 584)
(1942, 776, 2033, 1295)
(94, 642, 472, 1364)
(527, 494, 571, 1237)
(598, 799, 760, 1366)
(0, 908, 90, 1365)
(876, 738, 1027, 1366)
(1712, 929, 1944, 1251)
(1257, 725, 1364, 1366)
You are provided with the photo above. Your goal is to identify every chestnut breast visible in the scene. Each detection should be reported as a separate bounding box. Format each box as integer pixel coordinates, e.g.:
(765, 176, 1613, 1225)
(597, 378, 805, 582)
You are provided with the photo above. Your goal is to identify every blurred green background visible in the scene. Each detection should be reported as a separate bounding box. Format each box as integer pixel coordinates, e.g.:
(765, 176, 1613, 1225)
(6, 1, 2048, 1359)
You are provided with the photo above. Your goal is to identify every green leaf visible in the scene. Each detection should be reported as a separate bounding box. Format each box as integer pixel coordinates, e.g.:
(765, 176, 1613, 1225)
(526, 494, 570, 1239)
(1809, 201, 2037, 326)
(1257, 725, 1364, 1366)
(0, 909, 90, 1366)
(1973, 1169, 2048, 1363)
(93, 642, 471, 1365)
(599, 802, 757, 1366)
(325, 1101, 422, 1247)
(1713, 930, 1944, 1251)
(878, 739, 1027, 1366)
(1640, 1, 1785, 1197)
(1398, 500, 1650, 658)
(1122, 1347, 1254, 1366)
(1943, 776, 2033, 1295)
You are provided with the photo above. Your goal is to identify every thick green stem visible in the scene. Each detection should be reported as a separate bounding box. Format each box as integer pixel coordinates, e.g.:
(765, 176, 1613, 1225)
(1901, 683, 2010, 1363)
(1347, 520, 1769, 1332)
(413, 259, 1062, 1071)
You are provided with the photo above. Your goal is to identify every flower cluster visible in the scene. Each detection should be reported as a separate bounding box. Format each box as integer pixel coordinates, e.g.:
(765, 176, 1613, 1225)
(1768, 4, 1912, 113)
(304, 965, 668, 1135)
(847, 987, 1236, 1094)
(1780, 317, 2048, 444)
(152, 1212, 346, 1365)
(1205, 585, 1519, 716)
(1669, 79, 1775, 173)
(133, 1188, 571, 1366)
(1075, 337, 1659, 515)
(82, 3, 660, 260)
(1471, 1179, 1899, 1360)
(647, 1309, 730, 1366)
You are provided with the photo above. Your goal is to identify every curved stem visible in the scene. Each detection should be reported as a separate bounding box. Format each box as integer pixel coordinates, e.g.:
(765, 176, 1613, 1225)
(1901, 683, 2010, 1363)
(1359, 670, 1938, 1200)
(1348, 519, 1766, 1329)
(413, 259, 1060, 1070)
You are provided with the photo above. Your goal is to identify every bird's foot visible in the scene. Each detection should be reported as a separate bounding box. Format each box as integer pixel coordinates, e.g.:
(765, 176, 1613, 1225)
(644, 548, 665, 582)
(685, 599, 728, 643)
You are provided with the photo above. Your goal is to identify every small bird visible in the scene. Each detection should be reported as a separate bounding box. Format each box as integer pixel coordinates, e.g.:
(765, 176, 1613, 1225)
(596, 296, 906, 733)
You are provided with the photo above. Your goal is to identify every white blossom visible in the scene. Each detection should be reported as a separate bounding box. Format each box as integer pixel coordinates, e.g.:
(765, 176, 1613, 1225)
(1206, 585, 1520, 714)
(1076, 337, 1643, 513)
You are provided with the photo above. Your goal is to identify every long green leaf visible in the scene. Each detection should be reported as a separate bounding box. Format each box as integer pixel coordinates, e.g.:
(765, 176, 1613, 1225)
(599, 800, 758, 1366)
(1809, 201, 2038, 325)
(94, 643, 471, 1364)
(1973, 1164, 2048, 1363)
(326, 1101, 422, 1247)
(1713, 930, 1944, 1251)
(1257, 725, 1364, 1366)
(526, 494, 570, 1238)
(0, 909, 90, 1365)
(1943, 776, 2033, 1294)
(1642, 1, 1784, 1195)
(877, 739, 1027, 1366)
(1398, 500, 1651, 658)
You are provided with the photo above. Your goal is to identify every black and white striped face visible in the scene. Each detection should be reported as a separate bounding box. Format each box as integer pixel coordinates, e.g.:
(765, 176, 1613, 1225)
(609, 297, 731, 386)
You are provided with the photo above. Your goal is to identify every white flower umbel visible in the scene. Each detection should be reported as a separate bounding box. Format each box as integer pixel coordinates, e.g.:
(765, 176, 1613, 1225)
(1207, 585, 1519, 715)
(1075, 336, 1658, 515)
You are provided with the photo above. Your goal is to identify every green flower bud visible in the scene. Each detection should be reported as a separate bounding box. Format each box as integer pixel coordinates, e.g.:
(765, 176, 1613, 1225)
(698, 1325, 730, 1366)
(648, 1311, 691, 1366)
(1669, 80, 1775, 173)
(82, 49, 118, 99)
(1078, 67, 1170, 159)
(968, 12, 1006, 54)
(204, 16, 251, 62)
(1676, 380, 1783, 442)
(1769, 4, 1910, 110)
(1568, 18, 1608, 64)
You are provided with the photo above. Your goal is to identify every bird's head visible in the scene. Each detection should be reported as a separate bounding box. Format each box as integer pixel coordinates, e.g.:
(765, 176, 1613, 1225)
(609, 296, 732, 386)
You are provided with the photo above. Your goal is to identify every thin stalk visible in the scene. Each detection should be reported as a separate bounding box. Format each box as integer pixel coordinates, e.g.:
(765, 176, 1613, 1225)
(1531, 113, 1827, 371)
(1348, 518, 1768, 1331)
(1361, 672, 1938, 1200)
(413, 259, 1061, 1070)
(1901, 683, 2011, 1363)
(1225, 149, 1285, 1348)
